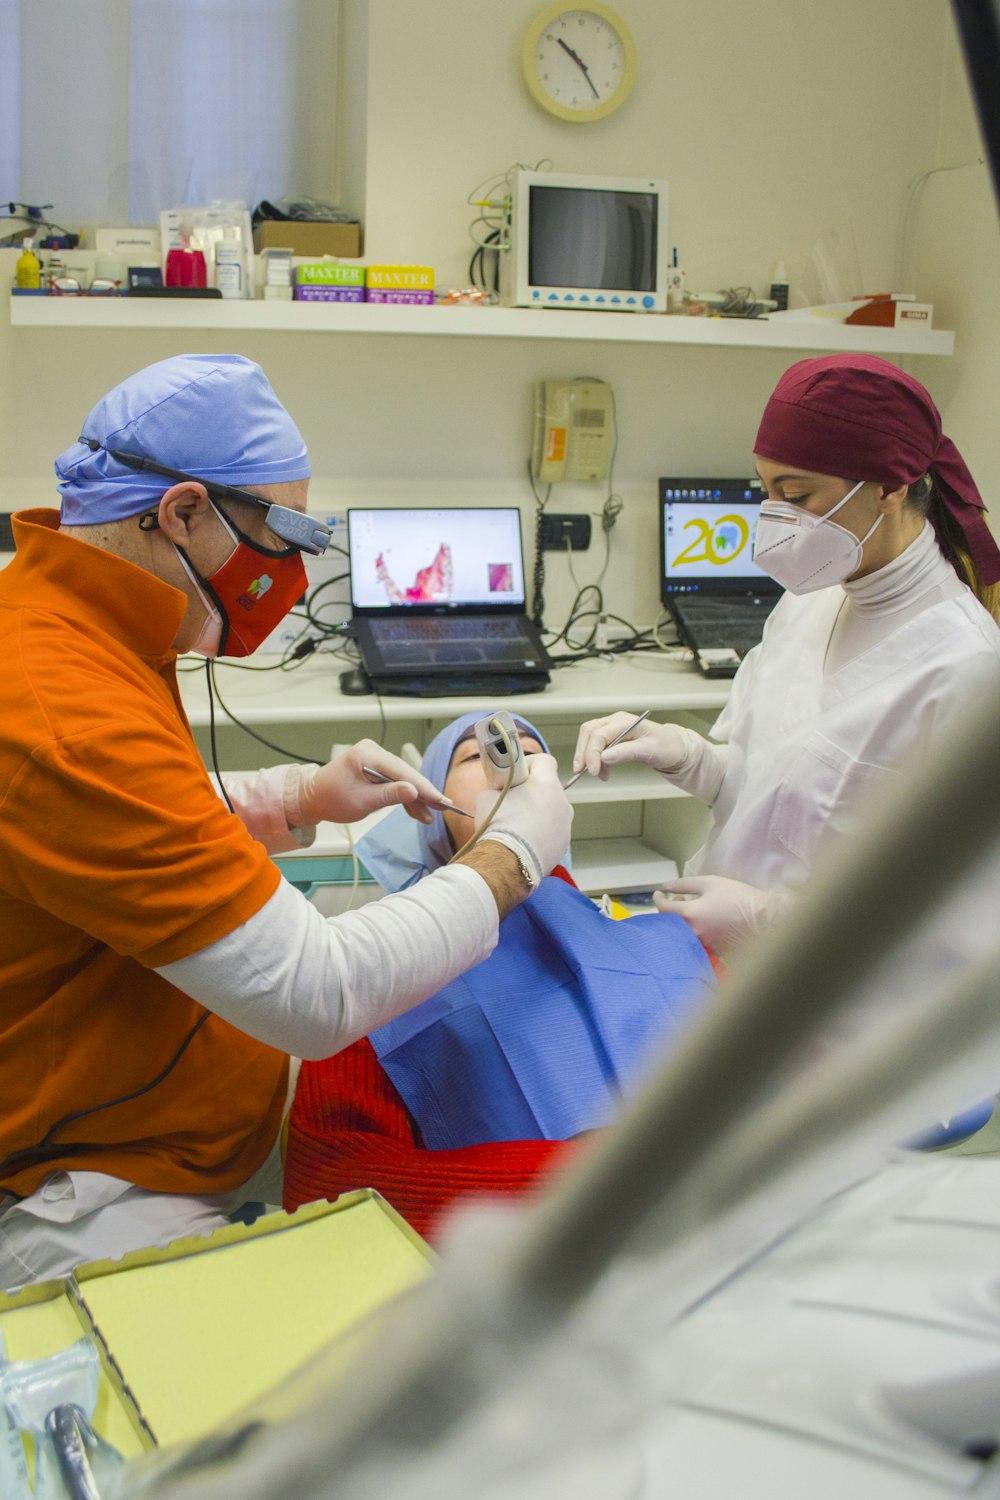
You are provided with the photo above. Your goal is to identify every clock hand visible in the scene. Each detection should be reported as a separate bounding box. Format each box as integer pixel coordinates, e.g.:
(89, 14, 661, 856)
(556, 36, 601, 98)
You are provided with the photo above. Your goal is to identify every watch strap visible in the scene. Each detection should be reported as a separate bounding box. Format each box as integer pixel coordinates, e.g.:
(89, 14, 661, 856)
(480, 828, 543, 891)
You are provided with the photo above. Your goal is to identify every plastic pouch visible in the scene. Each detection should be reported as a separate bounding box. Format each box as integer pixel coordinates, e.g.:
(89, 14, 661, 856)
(0, 1337, 100, 1498)
(0, 1327, 33, 1500)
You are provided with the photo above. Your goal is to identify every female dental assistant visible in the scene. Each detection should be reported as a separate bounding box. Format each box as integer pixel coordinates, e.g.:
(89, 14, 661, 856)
(574, 354, 1000, 953)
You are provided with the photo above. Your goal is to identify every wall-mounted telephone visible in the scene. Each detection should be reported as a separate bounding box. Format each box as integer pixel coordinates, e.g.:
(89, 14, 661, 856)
(531, 379, 615, 483)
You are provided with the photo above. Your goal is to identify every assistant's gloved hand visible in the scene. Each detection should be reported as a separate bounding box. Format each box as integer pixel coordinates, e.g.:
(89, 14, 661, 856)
(573, 711, 691, 780)
(292, 739, 455, 828)
(477, 753, 573, 888)
(654, 875, 794, 954)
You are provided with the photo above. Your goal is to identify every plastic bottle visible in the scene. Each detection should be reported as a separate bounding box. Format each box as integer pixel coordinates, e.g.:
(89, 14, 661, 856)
(214, 227, 244, 299)
(165, 218, 207, 289)
(769, 259, 790, 312)
(15, 238, 40, 289)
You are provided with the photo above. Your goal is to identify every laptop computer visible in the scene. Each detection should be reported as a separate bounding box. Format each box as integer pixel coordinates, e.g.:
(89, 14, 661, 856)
(347, 506, 551, 696)
(659, 477, 782, 678)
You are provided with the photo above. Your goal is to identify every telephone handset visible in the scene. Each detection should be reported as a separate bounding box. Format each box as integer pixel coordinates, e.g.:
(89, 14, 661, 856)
(531, 379, 614, 483)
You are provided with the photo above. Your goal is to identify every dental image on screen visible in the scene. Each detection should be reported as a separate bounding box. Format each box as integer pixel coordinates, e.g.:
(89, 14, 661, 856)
(663, 491, 769, 583)
(350, 509, 526, 609)
(528, 186, 656, 291)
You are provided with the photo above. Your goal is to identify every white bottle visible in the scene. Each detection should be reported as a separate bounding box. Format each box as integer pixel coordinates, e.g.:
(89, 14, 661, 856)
(214, 227, 244, 299)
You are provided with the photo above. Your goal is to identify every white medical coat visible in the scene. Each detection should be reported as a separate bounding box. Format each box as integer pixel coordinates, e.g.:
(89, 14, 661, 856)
(690, 587, 1000, 892)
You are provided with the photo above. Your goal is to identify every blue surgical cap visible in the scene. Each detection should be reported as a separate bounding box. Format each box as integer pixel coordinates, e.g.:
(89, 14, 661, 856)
(357, 710, 552, 892)
(55, 353, 311, 524)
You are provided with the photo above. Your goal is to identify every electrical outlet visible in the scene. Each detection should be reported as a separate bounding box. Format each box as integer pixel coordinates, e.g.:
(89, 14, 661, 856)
(539, 513, 592, 551)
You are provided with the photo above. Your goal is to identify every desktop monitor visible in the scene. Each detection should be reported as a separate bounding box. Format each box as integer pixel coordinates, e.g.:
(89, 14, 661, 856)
(500, 170, 669, 312)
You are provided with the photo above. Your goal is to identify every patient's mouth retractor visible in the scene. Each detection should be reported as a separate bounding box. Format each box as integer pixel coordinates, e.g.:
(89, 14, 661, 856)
(562, 710, 651, 790)
(361, 765, 473, 818)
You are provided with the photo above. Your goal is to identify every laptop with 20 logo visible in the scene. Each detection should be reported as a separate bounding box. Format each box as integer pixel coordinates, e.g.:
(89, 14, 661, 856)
(659, 477, 781, 678)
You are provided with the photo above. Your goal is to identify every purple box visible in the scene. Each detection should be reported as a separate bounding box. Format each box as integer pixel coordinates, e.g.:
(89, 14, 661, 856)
(294, 285, 365, 302)
(365, 289, 434, 305)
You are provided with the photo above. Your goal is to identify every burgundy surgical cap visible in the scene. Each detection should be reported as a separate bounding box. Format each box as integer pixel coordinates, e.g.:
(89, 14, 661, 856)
(754, 354, 1000, 584)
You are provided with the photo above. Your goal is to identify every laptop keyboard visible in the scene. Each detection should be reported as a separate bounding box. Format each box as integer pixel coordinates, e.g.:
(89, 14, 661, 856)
(673, 597, 777, 657)
(373, 618, 530, 644)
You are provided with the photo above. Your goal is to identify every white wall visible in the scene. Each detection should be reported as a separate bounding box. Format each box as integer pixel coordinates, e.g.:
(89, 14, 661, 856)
(913, 14, 1000, 503)
(1, 0, 994, 632)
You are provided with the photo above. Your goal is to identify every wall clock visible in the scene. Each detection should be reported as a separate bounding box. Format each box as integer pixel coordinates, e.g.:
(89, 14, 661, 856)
(522, 4, 637, 123)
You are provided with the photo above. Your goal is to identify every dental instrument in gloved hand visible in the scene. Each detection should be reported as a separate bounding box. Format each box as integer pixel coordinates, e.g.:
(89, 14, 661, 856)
(361, 766, 472, 817)
(563, 710, 650, 789)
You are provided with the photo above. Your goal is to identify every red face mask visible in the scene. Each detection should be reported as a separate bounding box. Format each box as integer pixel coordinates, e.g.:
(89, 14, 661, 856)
(180, 503, 307, 658)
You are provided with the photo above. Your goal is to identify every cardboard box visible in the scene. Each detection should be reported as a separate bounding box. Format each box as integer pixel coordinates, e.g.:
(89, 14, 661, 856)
(295, 285, 365, 302)
(365, 264, 434, 291)
(296, 261, 365, 287)
(365, 288, 435, 304)
(844, 295, 934, 330)
(252, 221, 362, 258)
(0, 1191, 433, 1463)
(94, 227, 161, 262)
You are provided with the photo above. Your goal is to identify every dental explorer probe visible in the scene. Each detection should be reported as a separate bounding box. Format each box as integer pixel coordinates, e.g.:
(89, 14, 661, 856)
(562, 709, 651, 790)
(361, 766, 473, 818)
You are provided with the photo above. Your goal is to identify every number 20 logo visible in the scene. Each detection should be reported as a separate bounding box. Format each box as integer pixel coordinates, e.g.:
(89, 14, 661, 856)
(673, 513, 750, 567)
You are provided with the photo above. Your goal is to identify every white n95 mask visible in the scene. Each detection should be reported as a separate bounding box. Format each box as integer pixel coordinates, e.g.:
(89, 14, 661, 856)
(752, 480, 883, 594)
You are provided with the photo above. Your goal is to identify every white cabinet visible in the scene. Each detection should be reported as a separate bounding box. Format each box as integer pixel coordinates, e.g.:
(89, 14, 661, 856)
(180, 655, 726, 893)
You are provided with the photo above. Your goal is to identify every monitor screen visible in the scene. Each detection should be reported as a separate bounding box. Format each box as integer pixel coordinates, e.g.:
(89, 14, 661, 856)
(659, 478, 780, 598)
(348, 507, 527, 611)
(528, 184, 658, 292)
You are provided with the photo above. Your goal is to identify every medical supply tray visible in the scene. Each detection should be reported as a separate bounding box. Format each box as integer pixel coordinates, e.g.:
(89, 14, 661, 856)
(0, 1189, 434, 1459)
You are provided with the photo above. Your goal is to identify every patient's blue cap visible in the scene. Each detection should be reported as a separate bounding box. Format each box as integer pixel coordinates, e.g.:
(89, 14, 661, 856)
(55, 353, 311, 524)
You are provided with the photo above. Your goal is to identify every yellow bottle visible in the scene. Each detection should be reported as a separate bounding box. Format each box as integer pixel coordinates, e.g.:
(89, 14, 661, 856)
(15, 237, 40, 289)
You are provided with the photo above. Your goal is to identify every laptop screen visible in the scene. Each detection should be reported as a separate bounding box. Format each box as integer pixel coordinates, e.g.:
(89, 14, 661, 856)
(349, 507, 527, 613)
(659, 477, 780, 600)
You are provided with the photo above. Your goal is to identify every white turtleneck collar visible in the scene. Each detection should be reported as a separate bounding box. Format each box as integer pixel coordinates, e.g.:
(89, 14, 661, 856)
(827, 522, 967, 672)
(843, 521, 963, 613)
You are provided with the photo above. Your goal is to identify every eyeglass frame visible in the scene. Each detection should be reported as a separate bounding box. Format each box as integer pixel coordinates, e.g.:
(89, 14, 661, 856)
(79, 439, 331, 556)
(48, 276, 123, 296)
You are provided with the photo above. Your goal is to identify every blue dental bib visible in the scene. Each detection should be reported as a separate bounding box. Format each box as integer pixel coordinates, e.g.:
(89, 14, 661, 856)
(370, 877, 715, 1148)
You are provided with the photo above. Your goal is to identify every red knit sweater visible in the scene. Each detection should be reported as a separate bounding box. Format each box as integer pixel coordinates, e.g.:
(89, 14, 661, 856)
(282, 1038, 571, 1242)
(282, 869, 722, 1244)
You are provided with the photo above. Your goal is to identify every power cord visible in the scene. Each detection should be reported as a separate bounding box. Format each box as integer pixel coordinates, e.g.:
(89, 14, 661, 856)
(528, 459, 552, 627)
(465, 159, 554, 297)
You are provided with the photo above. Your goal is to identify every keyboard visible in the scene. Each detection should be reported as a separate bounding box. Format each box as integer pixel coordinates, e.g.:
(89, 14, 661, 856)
(672, 597, 777, 658)
(372, 617, 530, 645)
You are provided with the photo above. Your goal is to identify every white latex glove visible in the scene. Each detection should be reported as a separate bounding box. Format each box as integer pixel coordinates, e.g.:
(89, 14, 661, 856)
(573, 711, 690, 780)
(654, 875, 794, 954)
(477, 753, 573, 887)
(292, 739, 457, 828)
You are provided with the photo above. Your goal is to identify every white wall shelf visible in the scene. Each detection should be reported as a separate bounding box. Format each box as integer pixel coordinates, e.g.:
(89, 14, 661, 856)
(177, 655, 730, 732)
(7, 297, 955, 355)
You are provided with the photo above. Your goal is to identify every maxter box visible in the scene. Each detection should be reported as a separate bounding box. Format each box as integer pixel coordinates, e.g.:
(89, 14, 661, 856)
(365, 264, 434, 292)
(296, 262, 365, 287)
(365, 288, 434, 304)
(294, 285, 365, 302)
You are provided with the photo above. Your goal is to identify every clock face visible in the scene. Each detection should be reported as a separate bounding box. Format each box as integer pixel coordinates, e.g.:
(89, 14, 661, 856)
(523, 5, 636, 122)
